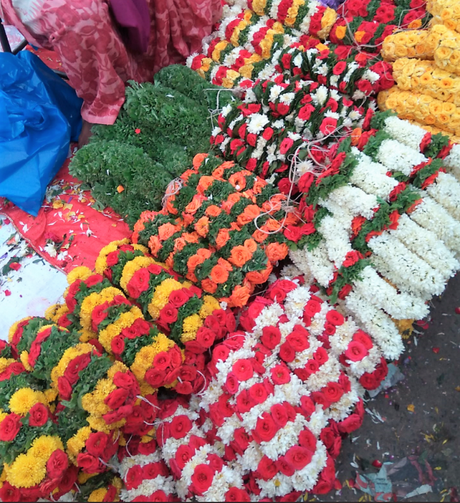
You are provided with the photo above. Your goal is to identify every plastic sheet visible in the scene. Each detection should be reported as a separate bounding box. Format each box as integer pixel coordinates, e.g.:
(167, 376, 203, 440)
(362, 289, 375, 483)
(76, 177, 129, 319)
(0, 50, 82, 215)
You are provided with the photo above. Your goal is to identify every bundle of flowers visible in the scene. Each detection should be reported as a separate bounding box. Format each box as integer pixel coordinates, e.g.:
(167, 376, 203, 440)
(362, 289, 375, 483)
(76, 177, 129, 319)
(193, 279, 379, 499)
(118, 450, 177, 502)
(132, 155, 299, 307)
(155, 397, 248, 501)
(275, 41, 394, 98)
(428, 0, 460, 33)
(211, 75, 375, 184)
(329, 0, 430, 47)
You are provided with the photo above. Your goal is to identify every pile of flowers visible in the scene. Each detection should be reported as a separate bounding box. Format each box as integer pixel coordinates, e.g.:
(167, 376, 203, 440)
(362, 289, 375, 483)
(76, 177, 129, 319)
(380, 18, 460, 141)
(131, 154, 301, 307)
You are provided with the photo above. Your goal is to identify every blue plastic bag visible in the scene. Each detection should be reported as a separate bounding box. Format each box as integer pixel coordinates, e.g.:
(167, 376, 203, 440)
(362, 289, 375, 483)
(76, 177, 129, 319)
(0, 51, 83, 216)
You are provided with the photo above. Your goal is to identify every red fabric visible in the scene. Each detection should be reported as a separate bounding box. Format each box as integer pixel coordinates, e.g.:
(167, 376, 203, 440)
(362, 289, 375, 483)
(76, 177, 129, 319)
(0, 157, 131, 274)
(1, 0, 222, 124)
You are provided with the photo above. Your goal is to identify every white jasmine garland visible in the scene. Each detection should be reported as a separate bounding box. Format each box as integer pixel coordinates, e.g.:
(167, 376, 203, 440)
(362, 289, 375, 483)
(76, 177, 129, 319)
(352, 265, 429, 320)
(317, 213, 354, 267)
(444, 144, 460, 181)
(311, 86, 329, 107)
(323, 184, 379, 219)
(425, 171, 460, 222)
(382, 115, 427, 151)
(341, 290, 404, 360)
(376, 139, 427, 176)
(408, 194, 460, 256)
(389, 213, 459, 280)
(290, 242, 335, 287)
(368, 232, 447, 299)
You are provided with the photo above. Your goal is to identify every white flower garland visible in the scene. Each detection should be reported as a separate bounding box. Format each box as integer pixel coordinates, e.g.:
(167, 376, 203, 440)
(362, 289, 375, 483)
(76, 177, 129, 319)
(425, 171, 460, 222)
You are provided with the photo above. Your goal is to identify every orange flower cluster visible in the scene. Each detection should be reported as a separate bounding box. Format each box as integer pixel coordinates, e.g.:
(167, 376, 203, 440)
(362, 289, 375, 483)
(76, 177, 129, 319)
(133, 155, 300, 307)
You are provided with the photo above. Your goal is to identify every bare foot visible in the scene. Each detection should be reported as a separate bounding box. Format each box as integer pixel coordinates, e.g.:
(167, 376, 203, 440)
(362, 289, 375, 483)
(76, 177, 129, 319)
(78, 120, 93, 149)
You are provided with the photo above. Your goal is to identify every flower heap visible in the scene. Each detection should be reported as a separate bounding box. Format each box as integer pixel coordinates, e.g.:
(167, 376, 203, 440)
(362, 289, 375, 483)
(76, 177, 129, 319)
(188, 278, 379, 500)
(154, 397, 248, 502)
(286, 111, 460, 359)
(329, 0, 431, 47)
(0, 354, 75, 502)
(187, 0, 337, 90)
(132, 154, 300, 308)
(380, 20, 460, 140)
(211, 74, 376, 187)
(428, 0, 460, 33)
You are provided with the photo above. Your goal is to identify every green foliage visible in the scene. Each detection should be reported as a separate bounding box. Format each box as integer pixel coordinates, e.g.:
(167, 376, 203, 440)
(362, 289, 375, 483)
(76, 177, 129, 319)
(70, 66, 241, 228)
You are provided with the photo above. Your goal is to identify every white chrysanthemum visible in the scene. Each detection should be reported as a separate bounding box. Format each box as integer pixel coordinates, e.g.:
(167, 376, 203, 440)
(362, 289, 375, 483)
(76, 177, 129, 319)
(376, 139, 427, 176)
(323, 184, 378, 219)
(382, 115, 427, 151)
(444, 144, 460, 182)
(247, 113, 270, 134)
(426, 171, 460, 222)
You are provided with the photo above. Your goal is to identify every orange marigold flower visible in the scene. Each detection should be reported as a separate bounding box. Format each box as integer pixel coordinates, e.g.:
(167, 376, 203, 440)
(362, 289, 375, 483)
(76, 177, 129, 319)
(193, 153, 208, 169)
(228, 285, 251, 308)
(237, 205, 261, 226)
(201, 279, 218, 294)
(265, 242, 289, 263)
(210, 265, 230, 284)
(229, 245, 253, 267)
(212, 166, 225, 180)
(195, 217, 210, 238)
(148, 235, 162, 256)
(215, 228, 231, 249)
(158, 223, 180, 241)
(351, 128, 362, 146)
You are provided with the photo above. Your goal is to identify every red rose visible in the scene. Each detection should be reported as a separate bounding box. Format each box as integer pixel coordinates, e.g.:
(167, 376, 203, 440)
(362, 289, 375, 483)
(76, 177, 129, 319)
(113, 371, 138, 392)
(320, 427, 336, 450)
(325, 310, 345, 326)
(234, 427, 251, 451)
(353, 329, 373, 349)
(299, 428, 317, 451)
(103, 404, 133, 424)
(236, 390, 255, 414)
(286, 326, 309, 352)
(319, 117, 337, 136)
(126, 465, 144, 490)
(304, 359, 319, 376)
(225, 487, 251, 502)
(196, 327, 215, 348)
(46, 449, 68, 479)
(278, 456, 295, 476)
(345, 341, 368, 362)
(279, 342, 296, 362)
(169, 289, 191, 308)
(314, 347, 328, 365)
(271, 364, 291, 385)
(332, 61, 347, 75)
(249, 383, 268, 404)
(111, 335, 125, 355)
(257, 455, 278, 480)
(151, 351, 170, 371)
(158, 305, 178, 327)
(145, 368, 165, 387)
(261, 326, 281, 349)
(65, 353, 92, 385)
(77, 453, 103, 473)
(85, 432, 109, 458)
(26, 402, 48, 427)
(224, 372, 239, 395)
(57, 376, 72, 401)
(270, 403, 288, 428)
(311, 391, 331, 410)
(322, 382, 344, 404)
(175, 445, 194, 470)
(304, 299, 322, 317)
(212, 344, 230, 363)
(285, 445, 313, 470)
(359, 371, 380, 390)
(0, 482, 20, 502)
(191, 464, 214, 495)
(0, 413, 21, 441)
(300, 396, 315, 418)
(170, 415, 193, 440)
(232, 359, 254, 381)
(323, 322, 336, 336)
(127, 268, 151, 298)
(104, 388, 129, 410)
(84, 274, 103, 288)
(253, 413, 278, 443)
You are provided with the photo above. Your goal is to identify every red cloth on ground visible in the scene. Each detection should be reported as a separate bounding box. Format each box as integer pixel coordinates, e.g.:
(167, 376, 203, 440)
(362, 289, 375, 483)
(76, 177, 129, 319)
(0, 157, 131, 273)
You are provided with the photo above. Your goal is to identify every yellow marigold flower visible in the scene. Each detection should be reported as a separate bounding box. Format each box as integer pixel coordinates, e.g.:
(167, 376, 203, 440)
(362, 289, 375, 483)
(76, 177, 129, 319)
(29, 435, 63, 461)
(0, 358, 15, 374)
(78, 472, 97, 484)
(119, 256, 155, 293)
(80, 287, 124, 331)
(0, 410, 8, 423)
(88, 488, 108, 502)
(131, 333, 174, 380)
(8, 317, 32, 343)
(149, 278, 183, 313)
(139, 381, 156, 397)
(140, 429, 155, 443)
(199, 296, 221, 319)
(44, 388, 58, 403)
(180, 331, 197, 343)
(98, 307, 143, 352)
(133, 244, 149, 254)
(67, 266, 92, 285)
(335, 25, 346, 40)
(19, 351, 32, 372)
(67, 427, 92, 461)
(44, 303, 62, 320)
(182, 314, 203, 334)
(112, 477, 123, 490)
(79, 328, 97, 343)
(9, 388, 48, 415)
(87, 415, 124, 432)
(7, 454, 47, 488)
(81, 377, 115, 418)
(252, 0, 267, 15)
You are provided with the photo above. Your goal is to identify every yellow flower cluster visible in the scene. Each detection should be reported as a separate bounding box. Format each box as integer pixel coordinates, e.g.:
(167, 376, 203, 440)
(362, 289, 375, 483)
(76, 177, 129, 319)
(87, 477, 122, 502)
(317, 7, 337, 39)
(393, 58, 460, 106)
(381, 28, 442, 61)
(94, 239, 130, 275)
(432, 25, 460, 75)
(119, 255, 156, 293)
(0, 358, 16, 374)
(148, 278, 184, 320)
(44, 303, 69, 322)
(181, 314, 203, 343)
(79, 287, 124, 332)
(130, 332, 175, 382)
(6, 436, 63, 488)
(9, 388, 48, 416)
(98, 306, 144, 353)
(67, 426, 92, 463)
(428, 0, 460, 33)
(379, 87, 460, 137)
(199, 295, 221, 319)
(67, 266, 93, 285)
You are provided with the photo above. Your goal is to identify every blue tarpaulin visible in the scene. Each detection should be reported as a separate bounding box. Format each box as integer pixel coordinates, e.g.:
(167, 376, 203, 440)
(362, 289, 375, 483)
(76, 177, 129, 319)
(0, 50, 82, 215)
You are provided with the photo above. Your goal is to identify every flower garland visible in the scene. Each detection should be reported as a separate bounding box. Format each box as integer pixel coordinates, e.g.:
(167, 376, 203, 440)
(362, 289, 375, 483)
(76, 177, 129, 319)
(132, 155, 299, 307)
(428, 0, 460, 33)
